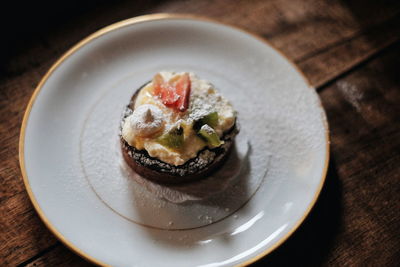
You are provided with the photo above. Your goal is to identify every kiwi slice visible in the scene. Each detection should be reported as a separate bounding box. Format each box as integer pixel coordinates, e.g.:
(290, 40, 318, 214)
(157, 126, 184, 149)
(193, 112, 218, 131)
(198, 124, 223, 148)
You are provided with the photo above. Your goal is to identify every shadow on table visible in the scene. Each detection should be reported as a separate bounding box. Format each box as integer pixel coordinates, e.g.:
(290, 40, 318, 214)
(252, 154, 342, 267)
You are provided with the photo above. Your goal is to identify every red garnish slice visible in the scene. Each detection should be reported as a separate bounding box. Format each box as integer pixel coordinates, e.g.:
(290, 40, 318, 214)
(152, 73, 164, 96)
(175, 73, 191, 112)
(151, 73, 191, 112)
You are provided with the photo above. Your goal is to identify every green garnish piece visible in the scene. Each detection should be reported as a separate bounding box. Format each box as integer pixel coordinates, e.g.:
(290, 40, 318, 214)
(157, 126, 184, 149)
(202, 112, 218, 128)
(193, 112, 219, 131)
(198, 124, 223, 148)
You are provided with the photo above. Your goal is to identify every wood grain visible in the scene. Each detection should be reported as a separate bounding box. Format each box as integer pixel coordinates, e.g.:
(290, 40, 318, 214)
(1, 0, 399, 266)
(24, 244, 92, 267)
(298, 15, 400, 87)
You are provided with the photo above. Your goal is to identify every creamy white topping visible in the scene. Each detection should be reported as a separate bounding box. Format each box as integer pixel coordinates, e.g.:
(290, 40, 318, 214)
(122, 71, 236, 166)
(122, 104, 164, 143)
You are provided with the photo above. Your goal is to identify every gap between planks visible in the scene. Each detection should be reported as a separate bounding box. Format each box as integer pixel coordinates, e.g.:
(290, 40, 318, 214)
(315, 39, 400, 91)
(17, 243, 60, 267)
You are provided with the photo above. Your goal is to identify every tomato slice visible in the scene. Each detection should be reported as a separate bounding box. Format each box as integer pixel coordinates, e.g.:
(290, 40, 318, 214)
(175, 73, 191, 112)
(151, 73, 191, 112)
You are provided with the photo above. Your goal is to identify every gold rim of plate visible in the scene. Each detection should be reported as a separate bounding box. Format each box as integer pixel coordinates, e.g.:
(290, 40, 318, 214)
(19, 13, 330, 267)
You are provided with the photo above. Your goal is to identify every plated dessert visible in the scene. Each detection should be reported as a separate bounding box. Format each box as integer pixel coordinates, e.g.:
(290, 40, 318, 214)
(120, 71, 238, 184)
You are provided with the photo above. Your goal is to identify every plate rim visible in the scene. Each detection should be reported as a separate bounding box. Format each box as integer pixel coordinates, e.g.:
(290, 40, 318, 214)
(19, 13, 330, 267)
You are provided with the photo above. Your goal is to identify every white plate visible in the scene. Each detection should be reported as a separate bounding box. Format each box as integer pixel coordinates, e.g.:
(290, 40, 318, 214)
(20, 14, 329, 267)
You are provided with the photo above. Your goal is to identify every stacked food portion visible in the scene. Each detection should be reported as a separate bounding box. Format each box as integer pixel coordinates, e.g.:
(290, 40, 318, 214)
(120, 71, 238, 184)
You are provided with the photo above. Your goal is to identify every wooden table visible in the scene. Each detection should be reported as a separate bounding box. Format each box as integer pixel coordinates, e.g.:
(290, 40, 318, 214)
(1, 1, 399, 266)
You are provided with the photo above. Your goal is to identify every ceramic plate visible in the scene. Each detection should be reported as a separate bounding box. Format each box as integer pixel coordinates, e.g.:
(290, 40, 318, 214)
(20, 14, 329, 266)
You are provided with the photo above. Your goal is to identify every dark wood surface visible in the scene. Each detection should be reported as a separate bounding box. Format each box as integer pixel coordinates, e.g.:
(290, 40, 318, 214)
(1, 0, 399, 266)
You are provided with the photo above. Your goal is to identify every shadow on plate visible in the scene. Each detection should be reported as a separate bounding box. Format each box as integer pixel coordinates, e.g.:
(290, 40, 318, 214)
(122, 142, 256, 247)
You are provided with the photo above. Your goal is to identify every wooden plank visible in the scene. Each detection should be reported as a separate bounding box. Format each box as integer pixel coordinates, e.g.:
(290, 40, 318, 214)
(257, 43, 400, 267)
(0, 192, 58, 266)
(298, 16, 400, 88)
(156, 0, 400, 60)
(24, 245, 92, 267)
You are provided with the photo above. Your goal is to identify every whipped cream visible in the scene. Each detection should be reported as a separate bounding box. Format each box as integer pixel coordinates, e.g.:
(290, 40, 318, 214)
(122, 104, 164, 144)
